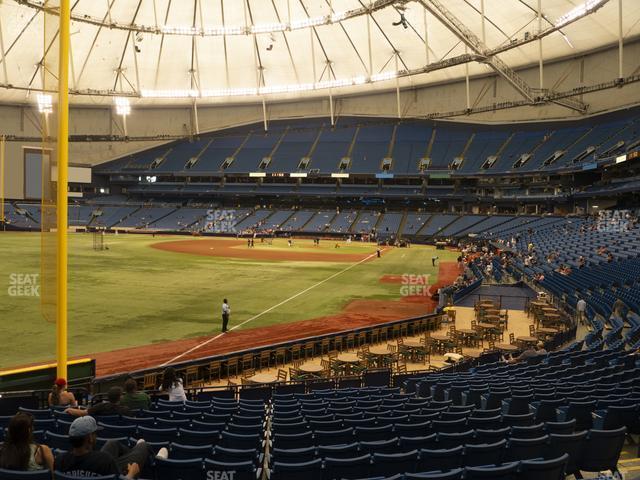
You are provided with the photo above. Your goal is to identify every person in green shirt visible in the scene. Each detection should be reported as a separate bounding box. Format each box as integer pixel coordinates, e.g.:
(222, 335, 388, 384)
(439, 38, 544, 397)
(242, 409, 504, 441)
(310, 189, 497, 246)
(120, 378, 151, 411)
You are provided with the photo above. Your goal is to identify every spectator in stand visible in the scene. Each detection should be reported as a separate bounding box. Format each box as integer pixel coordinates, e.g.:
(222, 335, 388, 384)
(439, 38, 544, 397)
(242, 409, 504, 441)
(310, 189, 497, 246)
(607, 252, 614, 263)
(613, 298, 626, 317)
(120, 378, 151, 411)
(65, 387, 130, 418)
(55, 416, 165, 478)
(576, 298, 587, 324)
(578, 256, 586, 269)
(48, 378, 77, 407)
(160, 367, 186, 402)
(507, 342, 546, 364)
(0, 412, 54, 472)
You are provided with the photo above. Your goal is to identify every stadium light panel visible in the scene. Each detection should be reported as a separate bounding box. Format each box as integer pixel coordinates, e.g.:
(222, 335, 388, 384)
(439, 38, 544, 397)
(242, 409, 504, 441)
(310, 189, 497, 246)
(371, 71, 397, 82)
(114, 97, 131, 116)
(37, 94, 53, 114)
(140, 73, 380, 99)
(556, 0, 600, 27)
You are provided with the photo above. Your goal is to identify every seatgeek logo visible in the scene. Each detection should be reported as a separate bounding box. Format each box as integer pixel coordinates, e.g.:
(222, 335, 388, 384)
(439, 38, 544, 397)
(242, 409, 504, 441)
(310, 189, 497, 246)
(205, 209, 237, 233)
(596, 209, 631, 233)
(8, 273, 40, 297)
(400, 274, 432, 297)
(206, 471, 235, 480)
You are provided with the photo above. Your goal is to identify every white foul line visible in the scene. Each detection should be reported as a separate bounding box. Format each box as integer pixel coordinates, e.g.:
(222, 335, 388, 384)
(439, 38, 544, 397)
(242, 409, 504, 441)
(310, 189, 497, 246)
(160, 249, 384, 366)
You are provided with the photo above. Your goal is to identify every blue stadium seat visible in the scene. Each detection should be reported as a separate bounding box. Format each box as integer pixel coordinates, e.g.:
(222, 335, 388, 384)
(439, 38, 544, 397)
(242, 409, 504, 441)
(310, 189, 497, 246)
(0, 469, 51, 480)
(203, 459, 258, 480)
(504, 435, 549, 461)
(437, 430, 474, 449)
(271, 431, 313, 449)
(463, 439, 507, 467)
(546, 431, 587, 477)
(269, 446, 316, 464)
(416, 446, 464, 472)
(211, 446, 261, 465)
(137, 426, 177, 443)
(577, 427, 627, 476)
(169, 442, 214, 460)
(371, 450, 419, 476)
(464, 461, 519, 480)
(519, 454, 569, 480)
(405, 469, 464, 480)
(359, 438, 398, 455)
(269, 459, 323, 480)
(324, 454, 372, 480)
(313, 443, 357, 460)
(154, 458, 204, 480)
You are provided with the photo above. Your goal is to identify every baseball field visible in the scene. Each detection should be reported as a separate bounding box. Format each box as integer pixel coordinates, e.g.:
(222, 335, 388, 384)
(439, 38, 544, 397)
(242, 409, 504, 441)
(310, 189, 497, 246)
(0, 232, 459, 374)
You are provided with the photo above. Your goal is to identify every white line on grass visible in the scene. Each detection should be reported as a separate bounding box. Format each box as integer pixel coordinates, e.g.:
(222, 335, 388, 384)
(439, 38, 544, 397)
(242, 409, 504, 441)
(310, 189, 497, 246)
(160, 248, 385, 366)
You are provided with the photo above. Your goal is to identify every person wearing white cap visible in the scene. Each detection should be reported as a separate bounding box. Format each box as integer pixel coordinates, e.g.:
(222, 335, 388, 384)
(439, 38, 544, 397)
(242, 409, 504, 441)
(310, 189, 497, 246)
(55, 416, 167, 478)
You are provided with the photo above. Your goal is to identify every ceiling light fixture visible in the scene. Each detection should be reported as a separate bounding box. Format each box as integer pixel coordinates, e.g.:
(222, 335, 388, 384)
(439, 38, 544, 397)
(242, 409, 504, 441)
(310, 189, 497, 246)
(555, 0, 600, 28)
(114, 97, 131, 116)
(36, 93, 53, 114)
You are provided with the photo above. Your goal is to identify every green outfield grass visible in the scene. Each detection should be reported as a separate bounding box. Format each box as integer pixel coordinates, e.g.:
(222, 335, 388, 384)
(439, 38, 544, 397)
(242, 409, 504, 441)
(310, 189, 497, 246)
(0, 232, 458, 368)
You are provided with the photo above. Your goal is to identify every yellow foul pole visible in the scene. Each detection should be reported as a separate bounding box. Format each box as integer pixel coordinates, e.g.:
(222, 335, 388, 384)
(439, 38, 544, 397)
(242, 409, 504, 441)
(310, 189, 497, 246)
(56, 0, 70, 380)
(0, 136, 4, 223)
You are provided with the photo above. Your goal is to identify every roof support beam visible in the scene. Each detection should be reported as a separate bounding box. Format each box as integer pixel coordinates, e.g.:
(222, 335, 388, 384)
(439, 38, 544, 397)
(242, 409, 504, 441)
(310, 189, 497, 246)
(0, 15, 9, 85)
(416, 0, 587, 113)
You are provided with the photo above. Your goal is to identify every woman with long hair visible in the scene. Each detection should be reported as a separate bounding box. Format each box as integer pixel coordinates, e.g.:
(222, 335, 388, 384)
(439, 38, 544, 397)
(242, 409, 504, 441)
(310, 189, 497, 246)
(160, 367, 186, 402)
(48, 378, 77, 407)
(0, 413, 53, 471)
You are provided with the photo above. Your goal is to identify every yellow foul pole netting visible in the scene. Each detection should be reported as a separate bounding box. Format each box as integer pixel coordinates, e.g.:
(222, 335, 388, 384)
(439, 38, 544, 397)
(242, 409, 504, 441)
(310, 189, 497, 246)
(56, 0, 70, 380)
(41, 0, 69, 379)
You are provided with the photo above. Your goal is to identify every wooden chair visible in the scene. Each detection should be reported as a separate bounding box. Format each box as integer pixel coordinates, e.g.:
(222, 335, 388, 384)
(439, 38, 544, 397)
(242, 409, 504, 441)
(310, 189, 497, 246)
(277, 369, 287, 382)
(487, 340, 496, 350)
(207, 361, 221, 383)
(143, 373, 158, 391)
(395, 362, 408, 374)
(275, 348, 287, 367)
(292, 359, 304, 368)
(241, 368, 255, 379)
(509, 333, 516, 345)
(336, 335, 348, 352)
(304, 342, 315, 359)
(379, 327, 389, 343)
(241, 353, 254, 371)
(320, 339, 330, 355)
(529, 324, 536, 336)
(320, 359, 332, 376)
(290, 344, 302, 361)
(391, 325, 402, 339)
(370, 328, 380, 344)
(226, 357, 239, 378)
(185, 366, 203, 388)
(258, 351, 272, 371)
(345, 334, 356, 350)
(357, 345, 372, 367)
(500, 310, 509, 328)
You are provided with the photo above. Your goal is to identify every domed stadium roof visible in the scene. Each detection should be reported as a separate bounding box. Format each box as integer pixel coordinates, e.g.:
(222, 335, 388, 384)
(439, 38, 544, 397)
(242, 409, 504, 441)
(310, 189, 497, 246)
(0, 0, 637, 106)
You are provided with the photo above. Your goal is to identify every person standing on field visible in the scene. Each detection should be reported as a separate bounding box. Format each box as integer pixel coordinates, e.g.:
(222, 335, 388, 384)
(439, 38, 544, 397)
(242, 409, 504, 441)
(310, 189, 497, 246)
(222, 298, 231, 333)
